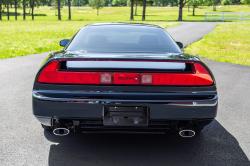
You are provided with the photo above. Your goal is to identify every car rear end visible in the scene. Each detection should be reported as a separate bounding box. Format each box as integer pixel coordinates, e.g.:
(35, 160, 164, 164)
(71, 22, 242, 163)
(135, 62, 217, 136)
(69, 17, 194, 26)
(32, 23, 218, 137)
(33, 58, 218, 137)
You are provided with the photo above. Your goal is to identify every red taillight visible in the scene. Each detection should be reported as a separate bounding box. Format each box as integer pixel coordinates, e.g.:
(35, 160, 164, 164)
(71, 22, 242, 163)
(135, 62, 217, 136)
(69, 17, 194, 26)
(37, 60, 59, 83)
(37, 61, 213, 86)
(193, 63, 213, 85)
(142, 63, 213, 86)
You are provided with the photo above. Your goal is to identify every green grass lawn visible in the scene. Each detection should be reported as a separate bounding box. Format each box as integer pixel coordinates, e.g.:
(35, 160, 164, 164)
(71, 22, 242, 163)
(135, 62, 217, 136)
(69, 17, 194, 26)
(1, 5, 250, 21)
(1, 6, 250, 63)
(0, 21, 180, 59)
(185, 22, 250, 66)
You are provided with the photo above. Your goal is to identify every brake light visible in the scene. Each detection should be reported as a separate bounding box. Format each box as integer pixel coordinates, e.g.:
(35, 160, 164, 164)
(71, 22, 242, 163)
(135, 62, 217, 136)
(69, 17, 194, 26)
(37, 61, 213, 86)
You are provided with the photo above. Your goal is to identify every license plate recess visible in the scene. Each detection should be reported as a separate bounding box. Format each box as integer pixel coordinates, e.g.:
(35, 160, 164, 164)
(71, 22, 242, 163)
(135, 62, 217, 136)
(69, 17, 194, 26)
(103, 106, 148, 126)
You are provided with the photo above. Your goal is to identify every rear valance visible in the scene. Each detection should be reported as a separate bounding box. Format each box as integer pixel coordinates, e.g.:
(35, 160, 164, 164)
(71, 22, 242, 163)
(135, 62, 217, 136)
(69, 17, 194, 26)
(66, 61, 186, 71)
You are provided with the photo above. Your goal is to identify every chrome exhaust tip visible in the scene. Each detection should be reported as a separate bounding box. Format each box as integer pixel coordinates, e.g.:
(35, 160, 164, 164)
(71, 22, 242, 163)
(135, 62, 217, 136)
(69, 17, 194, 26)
(53, 128, 70, 136)
(179, 130, 195, 138)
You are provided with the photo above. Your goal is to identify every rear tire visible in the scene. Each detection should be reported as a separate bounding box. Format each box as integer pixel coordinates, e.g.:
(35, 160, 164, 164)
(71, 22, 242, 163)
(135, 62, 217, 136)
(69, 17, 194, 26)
(41, 124, 53, 131)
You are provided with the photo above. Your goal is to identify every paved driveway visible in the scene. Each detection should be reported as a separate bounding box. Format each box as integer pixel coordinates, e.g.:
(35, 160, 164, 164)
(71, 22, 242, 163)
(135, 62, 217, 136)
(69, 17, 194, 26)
(0, 22, 249, 166)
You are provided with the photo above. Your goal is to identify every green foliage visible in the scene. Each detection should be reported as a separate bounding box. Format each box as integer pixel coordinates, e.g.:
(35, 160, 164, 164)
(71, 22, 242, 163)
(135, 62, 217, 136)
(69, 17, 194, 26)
(0, 5, 250, 21)
(221, 0, 231, 5)
(187, 0, 203, 6)
(89, 0, 105, 15)
(185, 23, 250, 66)
(241, 0, 250, 5)
(112, 0, 127, 6)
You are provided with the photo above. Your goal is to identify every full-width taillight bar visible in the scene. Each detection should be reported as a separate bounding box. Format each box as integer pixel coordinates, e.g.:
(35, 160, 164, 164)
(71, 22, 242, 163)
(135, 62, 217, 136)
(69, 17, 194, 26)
(37, 60, 213, 86)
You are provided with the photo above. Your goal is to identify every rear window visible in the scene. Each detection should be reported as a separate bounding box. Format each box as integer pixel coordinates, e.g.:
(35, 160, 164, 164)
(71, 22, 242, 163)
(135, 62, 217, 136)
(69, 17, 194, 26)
(66, 25, 181, 53)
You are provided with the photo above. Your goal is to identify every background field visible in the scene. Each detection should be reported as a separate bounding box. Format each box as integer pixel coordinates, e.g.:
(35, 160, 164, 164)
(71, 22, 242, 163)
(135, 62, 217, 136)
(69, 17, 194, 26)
(1, 6, 250, 65)
(1, 5, 250, 21)
(185, 22, 250, 66)
(0, 21, 180, 59)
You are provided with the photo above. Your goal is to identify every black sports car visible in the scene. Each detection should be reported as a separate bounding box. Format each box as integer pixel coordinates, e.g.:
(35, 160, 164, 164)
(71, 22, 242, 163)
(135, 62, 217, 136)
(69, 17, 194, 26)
(32, 23, 218, 137)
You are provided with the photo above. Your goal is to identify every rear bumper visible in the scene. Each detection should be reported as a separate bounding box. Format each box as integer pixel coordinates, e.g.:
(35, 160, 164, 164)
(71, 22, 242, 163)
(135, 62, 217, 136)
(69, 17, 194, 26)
(32, 90, 218, 127)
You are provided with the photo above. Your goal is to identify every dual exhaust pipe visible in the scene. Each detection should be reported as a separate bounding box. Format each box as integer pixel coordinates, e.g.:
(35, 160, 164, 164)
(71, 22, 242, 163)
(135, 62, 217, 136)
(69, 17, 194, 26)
(179, 130, 195, 138)
(53, 128, 70, 136)
(52, 128, 195, 137)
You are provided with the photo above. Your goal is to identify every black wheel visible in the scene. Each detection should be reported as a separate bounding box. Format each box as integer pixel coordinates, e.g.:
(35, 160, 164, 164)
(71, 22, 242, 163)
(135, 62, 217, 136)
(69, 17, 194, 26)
(41, 124, 53, 131)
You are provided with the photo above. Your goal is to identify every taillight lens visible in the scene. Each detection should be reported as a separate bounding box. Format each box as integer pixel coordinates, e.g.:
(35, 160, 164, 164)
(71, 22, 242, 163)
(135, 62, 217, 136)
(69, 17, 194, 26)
(37, 61, 213, 86)
(141, 75, 153, 84)
(193, 63, 213, 85)
(100, 73, 112, 84)
(143, 63, 213, 86)
(37, 60, 59, 83)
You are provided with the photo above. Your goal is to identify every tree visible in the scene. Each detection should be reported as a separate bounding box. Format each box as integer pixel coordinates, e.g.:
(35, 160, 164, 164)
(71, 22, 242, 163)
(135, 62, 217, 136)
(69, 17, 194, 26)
(187, 0, 203, 16)
(178, 0, 191, 21)
(241, 0, 250, 5)
(221, 0, 231, 5)
(89, 0, 105, 16)
(142, 0, 146, 20)
(134, 1, 143, 15)
(131, 0, 152, 21)
(130, 0, 133, 20)
(22, 0, 27, 20)
(134, 2, 138, 15)
(68, 0, 71, 20)
(14, 0, 20, 20)
(0, 0, 3, 20)
(7, 1, 10, 20)
(52, 0, 63, 20)
(31, 0, 34, 19)
(56, 0, 62, 20)
(112, 0, 127, 6)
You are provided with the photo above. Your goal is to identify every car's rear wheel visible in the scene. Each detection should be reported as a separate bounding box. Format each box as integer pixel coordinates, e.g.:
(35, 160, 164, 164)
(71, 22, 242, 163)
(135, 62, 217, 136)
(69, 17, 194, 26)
(41, 124, 53, 131)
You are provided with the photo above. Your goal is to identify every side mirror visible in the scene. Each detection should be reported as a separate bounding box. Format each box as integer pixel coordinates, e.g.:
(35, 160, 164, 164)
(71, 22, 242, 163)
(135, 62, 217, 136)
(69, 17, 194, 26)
(60, 39, 70, 47)
(176, 42, 183, 49)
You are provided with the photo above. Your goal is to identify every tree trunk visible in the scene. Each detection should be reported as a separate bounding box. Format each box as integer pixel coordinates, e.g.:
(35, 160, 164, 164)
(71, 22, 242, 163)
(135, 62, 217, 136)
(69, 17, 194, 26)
(7, 4, 10, 20)
(130, 0, 133, 21)
(193, 5, 195, 16)
(213, 0, 216, 11)
(188, 5, 189, 12)
(0, 2, 2, 20)
(23, 0, 26, 20)
(29, 0, 31, 14)
(142, 0, 146, 21)
(32, 0, 34, 20)
(48, 0, 52, 6)
(68, 0, 71, 20)
(58, 1, 61, 20)
(97, 9, 99, 16)
(15, 0, 17, 20)
(135, 3, 137, 15)
(178, 5, 183, 21)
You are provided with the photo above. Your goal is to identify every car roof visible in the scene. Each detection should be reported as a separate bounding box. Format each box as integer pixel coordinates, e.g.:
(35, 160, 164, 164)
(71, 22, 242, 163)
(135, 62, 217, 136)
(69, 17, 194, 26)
(84, 23, 162, 29)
